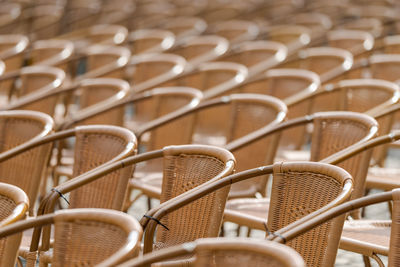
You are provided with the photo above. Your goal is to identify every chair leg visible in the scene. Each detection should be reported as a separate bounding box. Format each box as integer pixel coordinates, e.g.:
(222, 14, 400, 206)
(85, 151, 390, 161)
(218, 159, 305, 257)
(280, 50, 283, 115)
(147, 196, 152, 210)
(362, 255, 372, 267)
(220, 223, 225, 237)
(236, 225, 241, 237)
(371, 253, 385, 267)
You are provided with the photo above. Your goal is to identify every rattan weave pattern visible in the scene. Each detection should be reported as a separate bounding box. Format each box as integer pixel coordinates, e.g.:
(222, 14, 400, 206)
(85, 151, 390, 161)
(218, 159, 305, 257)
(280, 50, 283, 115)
(156, 154, 227, 249)
(267, 168, 343, 266)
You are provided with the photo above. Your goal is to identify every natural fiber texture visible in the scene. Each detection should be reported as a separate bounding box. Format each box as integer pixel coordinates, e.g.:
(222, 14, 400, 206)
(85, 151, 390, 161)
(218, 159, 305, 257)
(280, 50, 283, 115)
(69, 130, 134, 210)
(53, 219, 126, 266)
(155, 154, 227, 249)
(0, 115, 52, 213)
(389, 192, 400, 266)
(267, 164, 345, 267)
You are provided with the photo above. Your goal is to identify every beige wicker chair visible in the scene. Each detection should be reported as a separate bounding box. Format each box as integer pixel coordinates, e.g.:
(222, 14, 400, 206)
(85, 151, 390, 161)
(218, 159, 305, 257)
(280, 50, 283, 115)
(328, 29, 375, 59)
(224, 111, 377, 230)
(270, 188, 400, 267)
(126, 93, 286, 205)
(208, 20, 259, 44)
(214, 40, 287, 77)
(118, 237, 305, 267)
(40, 145, 235, 258)
(158, 61, 248, 99)
(128, 53, 187, 93)
(279, 46, 353, 83)
(167, 35, 229, 69)
(127, 29, 175, 55)
(0, 182, 29, 267)
(0, 208, 142, 266)
(0, 3, 22, 34)
(0, 110, 54, 214)
(265, 25, 312, 56)
(139, 161, 352, 266)
(161, 16, 207, 42)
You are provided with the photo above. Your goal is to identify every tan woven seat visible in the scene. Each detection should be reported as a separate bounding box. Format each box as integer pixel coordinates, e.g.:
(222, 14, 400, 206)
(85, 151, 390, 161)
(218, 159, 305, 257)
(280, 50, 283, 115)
(126, 94, 286, 205)
(127, 29, 175, 55)
(119, 237, 305, 267)
(0, 110, 54, 214)
(0, 182, 29, 267)
(272, 189, 400, 267)
(215, 40, 287, 77)
(159, 61, 248, 99)
(139, 161, 353, 266)
(224, 111, 377, 230)
(0, 208, 142, 266)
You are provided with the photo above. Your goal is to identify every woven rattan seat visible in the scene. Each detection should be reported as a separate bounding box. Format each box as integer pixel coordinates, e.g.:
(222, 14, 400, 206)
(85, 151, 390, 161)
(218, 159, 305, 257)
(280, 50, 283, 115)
(119, 237, 305, 267)
(0, 208, 142, 266)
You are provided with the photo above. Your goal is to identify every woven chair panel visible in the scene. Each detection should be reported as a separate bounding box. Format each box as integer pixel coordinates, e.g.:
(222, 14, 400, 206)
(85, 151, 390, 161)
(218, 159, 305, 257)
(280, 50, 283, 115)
(389, 197, 400, 266)
(0, 117, 52, 207)
(0, 195, 17, 259)
(371, 62, 400, 82)
(267, 170, 343, 266)
(344, 87, 394, 113)
(53, 220, 126, 266)
(195, 249, 283, 267)
(132, 61, 176, 85)
(156, 154, 228, 249)
(302, 56, 344, 76)
(69, 132, 133, 209)
(20, 74, 55, 96)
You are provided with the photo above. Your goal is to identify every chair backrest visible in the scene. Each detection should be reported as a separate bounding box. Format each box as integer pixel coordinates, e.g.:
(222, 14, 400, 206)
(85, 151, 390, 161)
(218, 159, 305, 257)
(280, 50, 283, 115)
(67, 125, 137, 210)
(266, 25, 312, 55)
(162, 16, 207, 41)
(210, 20, 259, 44)
(383, 35, 400, 54)
(306, 79, 400, 119)
(168, 35, 229, 68)
(129, 53, 186, 93)
(289, 12, 332, 35)
(339, 18, 383, 38)
(0, 182, 29, 267)
(30, 39, 74, 72)
(328, 29, 374, 58)
(280, 46, 353, 83)
(215, 40, 287, 77)
(118, 237, 305, 267)
(369, 54, 400, 83)
(159, 61, 248, 99)
(266, 161, 353, 267)
(273, 189, 400, 267)
(0, 110, 54, 213)
(127, 29, 175, 54)
(0, 208, 143, 267)
(0, 3, 22, 34)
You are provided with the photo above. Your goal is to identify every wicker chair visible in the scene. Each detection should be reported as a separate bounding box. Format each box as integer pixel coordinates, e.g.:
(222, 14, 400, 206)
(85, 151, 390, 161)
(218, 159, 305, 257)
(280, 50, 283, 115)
(118, 237, 305, 267)
(127, 29, 175, 55)
(161, 16, 207, 42)
(279, 46, 353, 83)
(0, 208, 142, 266)
(167, 35, 229, 69)
(328, 29, 375, 59)
(224, 111, 377, 230)
(0, 3, 22, 34)
(270, 189, 400, 267)
(0, 182, 29, 267)
(0, 110, 54, 214)
(40, 145, 235, 258)
(265, 25, 312, 56)
(158, 61, 248, 99)
(139, 161, 352, 266)
(208, 20, 259, 44)
(339, 18, 383, 38)
(0, 65, 65, 103)
(128, 53, 187, 93)
(214, 40, 287, 77)
(126, 93, 286, 205)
